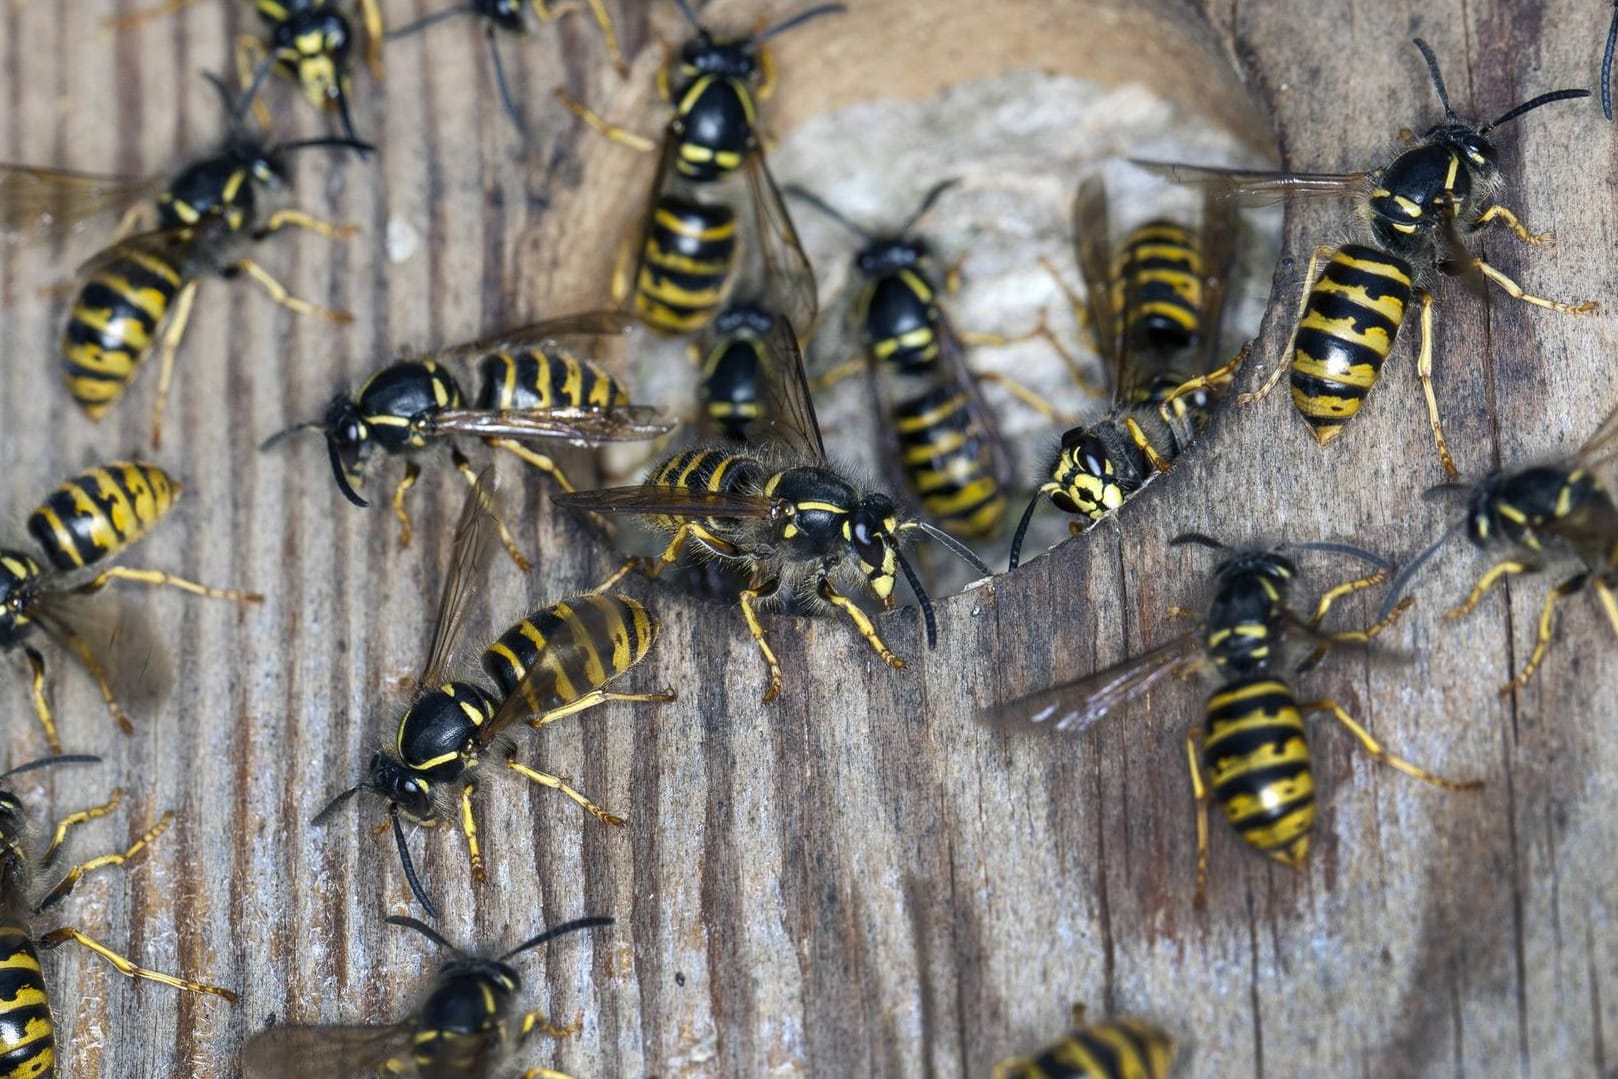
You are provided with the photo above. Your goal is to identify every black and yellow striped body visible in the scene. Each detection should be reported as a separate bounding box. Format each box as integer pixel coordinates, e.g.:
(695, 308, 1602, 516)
(1467, 463, 1618, 579)
(60, 239, 190, 419)
(24, 462, 181, 574)
(482, 594, 659, 717)
(1202, 676, 1315, 869)
(892, 384, 1005, 538)
(0, 923, 53, 1079)
(0, 553, 45, 650)
(645, 448, 771, 535)
(698, 305, 774, 441)
(409, 960, 520, 1079)
(1289, 244, 1413, 446)
(395, 683, 499, 788)
(1038, 406, 1182, 525)
(991, 1017, 1175, 1079)
(853, 246, 942, 375)
(636, 196, 738, 334)
(474, 348, 628, 412)
(256, 1, 355, 115)
(354, 361, 465, 453)
(156, 157, 260, 233)
(1111, 219, 1204, 352)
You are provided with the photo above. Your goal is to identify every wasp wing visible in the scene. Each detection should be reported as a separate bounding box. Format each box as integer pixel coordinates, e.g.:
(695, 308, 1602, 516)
(240, 1022, 417, 1079)
(1129, 161, 1369, 206)
(428, 406, 676, 445)
(750, 313, 829, 463)
(31, 587, 174, 722)
(1577, 399, 1618, 470)
(416, 469, 503, 690)
(980, 632, 1201, 735)
(930, 307, 1020, 490)
(415, 310, 637, 366)
(0, 165, 158, 241)
(553, 484, 780, 519)
(1073, 175, 1126, 400)
(743, 150, 819, 341)
(1191, 185, 1240, 375)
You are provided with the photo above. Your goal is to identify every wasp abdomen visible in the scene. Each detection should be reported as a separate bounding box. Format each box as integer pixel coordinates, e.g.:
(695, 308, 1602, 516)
(1202, 676, 1314, 867)
(61, 246, 187, 418)
(636, 197, 738, 335)
(0, 923, 53, 1079)
(893, 384, 1005, 537)
(483, 593, 658, 714)
(992, 1016, 1176, 1079)
(1113, 220, 1203, 351)
(475, 350, 627, 412)
(26, 461, 182, 573)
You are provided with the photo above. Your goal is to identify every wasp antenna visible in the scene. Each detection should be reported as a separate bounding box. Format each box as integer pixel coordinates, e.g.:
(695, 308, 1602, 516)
(756, 2, 847, 42)
(894, 547, 938, 649)
(1288, 540, 1393, 571)
(1169, 531, 1228, 551)
(0, 755, 100, 782)
(672, 0, 704, 32)
(326, 436, 370, 508)
(1411, 38, 1455, 120)
(782, 185, 873, 241)
(277, 137, 377, 158)
(386, 914, 463, 956)
(501, 915, 616, 961)
(385, 5, 475, 39)
(485, 31, 529, 138)
(1482, 88, 1591, 133)
(311, 782, 363, 825)
(390, 805, 440, 920)
(258, 420, 321, 452)
(899, 178, 962, 236)
(1376, 525, 1461, 623)
(912, 520, 993, 579)
(1006, 492, 1043, 570)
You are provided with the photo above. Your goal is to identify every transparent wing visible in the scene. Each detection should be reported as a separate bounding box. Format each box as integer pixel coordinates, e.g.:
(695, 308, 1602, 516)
(417, 310, 637, 366)
(1577, 399, 1618, 470)
(751, 313, 828, 463)
(1072, 175, 1124, 399)
(416, 470, 502, 689)
(239, 1022, 416, 1079)
(1129, 160, 1369, 206)
(979, 633, 1201, 735)
(428, 406, 676, 444)
(1192, 186, 1240, 374)
(31, 586, 174, 719)
(71, 225, 199, 275)
(932, 309, 1019, 489)
(630, 133, 683, 314)
(553, 484, 780, 519)
(744, 150, 819, 341)
(0, 165, 157, 241)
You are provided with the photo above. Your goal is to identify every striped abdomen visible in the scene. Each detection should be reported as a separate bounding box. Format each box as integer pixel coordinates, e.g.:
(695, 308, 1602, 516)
(1112, 220, 1203, 351)
(483, 593, 658, 714)
(635, 197, 737, 334)
(991, 1017, 1175, 1079)
(26, 462, 181, 572)
(475, 348, 628, 411)
(645, 448, 769, 536)
(0, 924, 54, 1079)
(61, 243, 189, 419)
(1289, 245, 1412, 445)
(1202, 676, 1314, 868)
(892, 385, 1005, 537)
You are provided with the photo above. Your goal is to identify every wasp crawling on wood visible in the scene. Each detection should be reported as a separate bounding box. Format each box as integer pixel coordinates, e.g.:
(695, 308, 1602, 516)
(1008, 174, 1241, 568)
(2, 461, 261, 752)
(315, 472, 672, 917)
(262, 311, 676, 570)
(991, 1004, 1176, 1079)
(0, 754, 235, 1079)
(1137, 38, 1596, 479)
(984, 533, 1480, 900)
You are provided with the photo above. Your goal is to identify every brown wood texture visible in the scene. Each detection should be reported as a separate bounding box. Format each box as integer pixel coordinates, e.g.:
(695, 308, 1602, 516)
(2, 0, 1617, 1076)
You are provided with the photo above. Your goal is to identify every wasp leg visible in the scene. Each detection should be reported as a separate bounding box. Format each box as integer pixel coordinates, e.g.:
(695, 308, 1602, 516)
(47, 625, 134, 735)
(1185, 726, 1210, 909)
(1122, 415, 1174, 472)
(390, 462, 422, 547)
(536, 0, 624, 75)
(1407, 290, 1459, 479)
(809, 358, 866, 393)
(459, 782, 486, 883)
(38, 810, 173, 910)
(40, 927, 237, 1000)
(1499, 572, 1588, 695)
(42, 788, 124, 866)
(256, 208, 361, 242)
(77, 565, 262, 604)
(487, 438, 578, 493)
(1473, 259, 1599, 316)
(1154, 341, 1251, 413)
(656, 523, 741, 565)
(358, 0, 386, 78)
(1306, 699, 1482, 791)
(1028, 308, 1106, 399)
(1241, 245, 1335, 407)
(1472, 204, 1552, 245)
(1308, 569, 1391, 628)
(520, 1009, 585, 1041)
(148, 278, 199, 450)
(23, 648, 62, 754)
(756, 35, 778, 100)
(227, 258, 355, 323)
(527, 685, 675, 731)
(453, 451, 532, 570)
(819, 578, 906, 672)
(1447, 559, 1536, 620)
(506, 757, 625, 826)
(101, 0, 204, 30)
(1295, 595, 1413, 674)
(552, 89, 658, 152)
(738, 582, 784, 703)
(1597, 579, 1618, 641)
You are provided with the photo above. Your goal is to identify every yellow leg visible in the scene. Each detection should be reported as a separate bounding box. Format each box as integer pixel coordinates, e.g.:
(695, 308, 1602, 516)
(48, 625, 134, 735)
(1240, 244, 1334, 407)
(77, 565, 262, 604)
(520, 1009, 584, 1040)
(974, 370, 1075, 423)
(1447, 559, 1534, 620)
(819, 580, 906, 671)
(455, 454, 532, 570)
(1408, 290, 1459, 479)
(1473, 204, 1552, 245)
(148, 278, 199, 450)
(528, 685, 675, 731)
(257, 208, 360, 241)
(460, 783, 485, 883)
(1296, 595, 1412, 673)
(1597, 580, 1618, 641)
(391, 463, 420, 548)
(39, 810, 173, 910)
(1027, 310, 1106, 398)
(552, 89, 657, 152)
(101, 0, 204, 30)
(40, 927, 237, 1001)
(506, 759, 625, 826)
(229, 258, 355, 323)
(1306, 699, 1482, 791)
(756, 38, 777, 100)
(656, 522, 740, 564)
(358, 0, 386, 78)
(536, 0, 625, 75)
(488, 438, 577, 492)
(809, 358, 865, 392)
(1309, 569, 1390, 627)
(1154, 343, 1250, 412)
(611, 235, 637, 304)
(521, 1070, 578, 1079)
(1185, 727, 1210, 908)
(23, 648, 62, 754)
(738, 586, 784, 703)
(43, 789, 123, 865)
(110, 201, 148, 245)
(1498, 574, 1587, 696)
(1474, 259, 1599, 315)
(1123, 417, 1173, 472)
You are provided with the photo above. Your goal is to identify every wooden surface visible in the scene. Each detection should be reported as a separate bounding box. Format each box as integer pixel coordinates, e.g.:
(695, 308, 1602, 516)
(1, 0, 1617, 1076)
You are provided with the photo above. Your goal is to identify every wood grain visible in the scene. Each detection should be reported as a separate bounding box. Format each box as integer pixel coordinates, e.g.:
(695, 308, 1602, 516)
(2, 0, 1617, 1076)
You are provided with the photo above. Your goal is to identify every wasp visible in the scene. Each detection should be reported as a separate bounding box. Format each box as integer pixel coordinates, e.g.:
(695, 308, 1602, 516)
(554, 312, 992, 703)
(7, 65, 369, 447)
(2, 461, 262, 753)
(1384, 400, 1618, 695)
(0, 754, 236, 1079)
(261, 311, 676, 570)
(106, 1, 385, 143)
(1007, 176, 1241, 569)
(315, 473, 673, 917)
(1137, 38, 1595, 479)
(991, 1004, 1176, 1079)
(985, 533, 1479, 899)
(241, 913, 609, 1079)
(557, 0, 842, 338)
(388, 0, 624, 136)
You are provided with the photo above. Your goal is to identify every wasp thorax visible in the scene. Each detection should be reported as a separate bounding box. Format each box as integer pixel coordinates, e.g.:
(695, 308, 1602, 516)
(0, 552, 41, 645)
